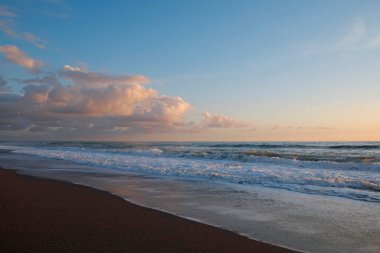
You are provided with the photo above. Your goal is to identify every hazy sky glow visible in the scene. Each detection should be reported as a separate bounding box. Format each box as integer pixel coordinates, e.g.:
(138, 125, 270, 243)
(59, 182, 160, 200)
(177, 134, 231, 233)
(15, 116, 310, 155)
(1, 0, 380, 141)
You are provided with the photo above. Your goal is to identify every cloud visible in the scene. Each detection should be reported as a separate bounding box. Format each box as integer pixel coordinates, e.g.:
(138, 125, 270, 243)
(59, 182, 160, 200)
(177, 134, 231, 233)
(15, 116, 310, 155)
(269, 124, 332, 131)
(62, 65, 84, 72)
(40, 0, 66, 5)
(304, 18, 380, 56)
(335, 18, 380, 51)
(0, 5, 17, 17)
(0, 65, 250, 138)
(60, 65, 151, 87)
(0, 20, 46, 49)
(202, 112, 251, 128)
(34, 0, 70, 19)
(0, 66, 189, 134)
(0, 45, 42, 71)
(21, 32, 46, 49)
(0, 4, 46, 48)
(337, 18, 366, 48)
(0, 75, 9, 92)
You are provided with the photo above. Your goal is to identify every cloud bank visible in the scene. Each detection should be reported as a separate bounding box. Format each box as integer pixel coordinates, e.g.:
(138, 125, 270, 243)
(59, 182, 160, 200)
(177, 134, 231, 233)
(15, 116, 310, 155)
(0, 65, 249, 138)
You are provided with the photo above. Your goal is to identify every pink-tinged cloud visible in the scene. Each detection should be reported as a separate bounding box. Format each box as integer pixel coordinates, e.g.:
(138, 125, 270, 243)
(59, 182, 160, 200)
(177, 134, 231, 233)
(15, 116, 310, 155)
(0, 45, 42, 71)
(22, 32, 46, 49)
(60, 65, 151, 87)
(0, 21, 46, 49)
(0, 20, 15, 36)
(0, 66, 250, 138)
(202, 112, 251, 128)
(0, 66, 190, 134)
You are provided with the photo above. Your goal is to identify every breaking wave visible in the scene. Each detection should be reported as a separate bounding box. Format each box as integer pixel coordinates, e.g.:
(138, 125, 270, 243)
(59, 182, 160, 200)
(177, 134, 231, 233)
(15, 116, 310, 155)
(1, 141, 380, 203)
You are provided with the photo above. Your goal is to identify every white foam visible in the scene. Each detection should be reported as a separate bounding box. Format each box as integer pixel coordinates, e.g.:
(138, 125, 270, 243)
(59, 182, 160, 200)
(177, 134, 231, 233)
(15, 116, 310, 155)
(3, 145, 379, 203)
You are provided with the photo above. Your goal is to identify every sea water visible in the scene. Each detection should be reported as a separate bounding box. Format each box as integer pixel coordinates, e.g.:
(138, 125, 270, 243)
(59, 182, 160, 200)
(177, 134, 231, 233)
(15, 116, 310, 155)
(0, 141, 379, 253)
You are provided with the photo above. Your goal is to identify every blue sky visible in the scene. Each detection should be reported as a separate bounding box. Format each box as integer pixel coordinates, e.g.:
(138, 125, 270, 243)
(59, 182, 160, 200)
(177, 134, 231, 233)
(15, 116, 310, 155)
(1, 0, 380, 140)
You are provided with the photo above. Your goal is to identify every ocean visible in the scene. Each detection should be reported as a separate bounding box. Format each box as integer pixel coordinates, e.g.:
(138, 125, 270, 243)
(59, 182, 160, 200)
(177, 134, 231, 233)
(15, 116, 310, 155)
(0, 141, 379, 253)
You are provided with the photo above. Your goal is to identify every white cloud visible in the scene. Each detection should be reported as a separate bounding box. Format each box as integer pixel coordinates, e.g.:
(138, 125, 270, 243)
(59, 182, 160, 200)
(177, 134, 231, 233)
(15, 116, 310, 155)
(337, 18, 366, 48)
(304, 18, 380, 56)
(335, 18, 380, 51)
(63, 65, 85, 72)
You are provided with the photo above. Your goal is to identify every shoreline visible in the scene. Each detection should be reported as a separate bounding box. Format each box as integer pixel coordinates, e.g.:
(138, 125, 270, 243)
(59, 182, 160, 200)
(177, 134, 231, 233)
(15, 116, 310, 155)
(0, 167, 299, 253)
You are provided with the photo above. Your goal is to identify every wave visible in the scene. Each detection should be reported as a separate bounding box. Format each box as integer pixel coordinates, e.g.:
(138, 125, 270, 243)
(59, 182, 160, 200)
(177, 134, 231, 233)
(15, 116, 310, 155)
(208, 143, 315, 149)
(2, 145, 380, 203)
(329, 145, 380, 149)
(2, 143, 380, 171)
(164, 149, 380, 166)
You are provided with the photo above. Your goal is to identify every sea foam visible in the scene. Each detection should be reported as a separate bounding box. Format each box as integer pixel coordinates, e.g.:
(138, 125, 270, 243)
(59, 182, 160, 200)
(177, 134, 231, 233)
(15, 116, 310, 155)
(2, 143, 379, 203)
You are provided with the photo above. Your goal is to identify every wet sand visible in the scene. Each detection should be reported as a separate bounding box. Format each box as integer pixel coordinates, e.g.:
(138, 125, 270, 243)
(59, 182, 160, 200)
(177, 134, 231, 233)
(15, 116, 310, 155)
(0, 167, 298, 253)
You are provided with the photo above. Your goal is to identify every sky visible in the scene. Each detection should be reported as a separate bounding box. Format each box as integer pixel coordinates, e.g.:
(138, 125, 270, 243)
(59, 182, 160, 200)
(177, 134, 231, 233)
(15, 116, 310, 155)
(1, 0, 380, 141)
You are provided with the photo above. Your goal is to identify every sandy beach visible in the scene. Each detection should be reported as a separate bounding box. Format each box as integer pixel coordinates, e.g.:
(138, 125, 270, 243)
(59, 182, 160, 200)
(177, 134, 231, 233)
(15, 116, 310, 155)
(0, 167, 298, 253)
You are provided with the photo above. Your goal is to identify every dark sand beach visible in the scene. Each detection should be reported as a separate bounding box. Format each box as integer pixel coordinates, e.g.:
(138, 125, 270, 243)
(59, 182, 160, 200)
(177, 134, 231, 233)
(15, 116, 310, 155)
(0, 167, 298, 253)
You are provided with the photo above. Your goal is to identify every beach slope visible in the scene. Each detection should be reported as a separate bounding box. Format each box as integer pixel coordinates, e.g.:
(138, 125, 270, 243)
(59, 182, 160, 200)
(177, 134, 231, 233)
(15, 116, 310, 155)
(0, 168, 298, 253)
